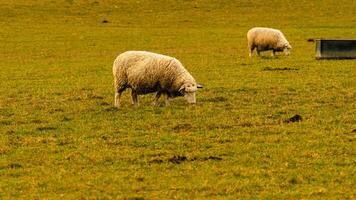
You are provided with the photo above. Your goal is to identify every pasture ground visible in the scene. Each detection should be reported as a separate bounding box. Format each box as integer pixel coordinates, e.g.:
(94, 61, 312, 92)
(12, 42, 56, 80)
(0, 0, 355, 199)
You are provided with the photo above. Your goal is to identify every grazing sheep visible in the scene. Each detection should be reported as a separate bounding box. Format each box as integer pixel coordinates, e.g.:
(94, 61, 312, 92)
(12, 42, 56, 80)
(247, 27, 292, 57)
(113, 51, 202, 107)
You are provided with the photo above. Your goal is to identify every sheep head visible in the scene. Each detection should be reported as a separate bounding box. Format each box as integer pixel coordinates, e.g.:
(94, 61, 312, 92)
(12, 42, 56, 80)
(283, 43, 292, 56)
(179, 83, 203, 104)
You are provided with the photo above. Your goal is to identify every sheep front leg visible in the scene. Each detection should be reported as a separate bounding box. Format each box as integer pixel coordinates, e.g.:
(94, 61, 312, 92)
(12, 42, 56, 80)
(115, 92, 121, 107)
(248, 45, 255, 58)
(152, 92, 162, 106)
(164, 93, 170, 106)
(131, 90, 138, 107)
(271, 50, 276, 57)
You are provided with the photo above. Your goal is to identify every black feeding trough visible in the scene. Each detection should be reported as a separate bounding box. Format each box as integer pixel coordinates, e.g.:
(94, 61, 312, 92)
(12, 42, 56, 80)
(314, 39, 356, 59)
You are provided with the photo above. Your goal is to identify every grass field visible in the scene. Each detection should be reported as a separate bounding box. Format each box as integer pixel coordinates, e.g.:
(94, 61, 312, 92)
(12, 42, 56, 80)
(1, 0, 355, 199)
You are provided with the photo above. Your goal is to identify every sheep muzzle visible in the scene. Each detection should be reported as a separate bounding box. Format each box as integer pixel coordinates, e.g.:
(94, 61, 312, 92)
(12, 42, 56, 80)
(184, 92, 196, 104)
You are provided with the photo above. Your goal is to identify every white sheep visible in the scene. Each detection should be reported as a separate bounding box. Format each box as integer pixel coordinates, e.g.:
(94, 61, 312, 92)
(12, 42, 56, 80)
(247, 27, 292, 57)
(113, 51, 202, 107)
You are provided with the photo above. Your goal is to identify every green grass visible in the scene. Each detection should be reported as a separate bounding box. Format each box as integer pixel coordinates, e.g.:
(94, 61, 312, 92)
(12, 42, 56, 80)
(1, 0, 355, 199)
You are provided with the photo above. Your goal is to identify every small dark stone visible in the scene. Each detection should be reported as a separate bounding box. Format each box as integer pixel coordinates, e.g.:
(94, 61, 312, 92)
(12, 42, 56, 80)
(102, 20, 109, 23)
(285, 114, 302, 123)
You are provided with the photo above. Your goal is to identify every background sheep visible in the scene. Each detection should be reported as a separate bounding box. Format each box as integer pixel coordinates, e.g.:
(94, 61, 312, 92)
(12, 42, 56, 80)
(247, 27, 292, 57)
(113, 51, 202, 107)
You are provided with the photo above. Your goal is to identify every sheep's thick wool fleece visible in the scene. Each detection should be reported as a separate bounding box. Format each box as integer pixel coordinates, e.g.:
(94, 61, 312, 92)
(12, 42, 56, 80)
(247, 27, 289, 49)
(113, 51, 195, 95)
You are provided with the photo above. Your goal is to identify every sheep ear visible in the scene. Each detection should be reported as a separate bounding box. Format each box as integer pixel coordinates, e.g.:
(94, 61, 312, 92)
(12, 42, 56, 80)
(179, 85, 185, 94)
(197, 84, 203, 89)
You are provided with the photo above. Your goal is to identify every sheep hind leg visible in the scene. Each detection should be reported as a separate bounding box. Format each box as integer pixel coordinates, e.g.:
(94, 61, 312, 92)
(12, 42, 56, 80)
(131, 90, 138, 107)
(256, 49, 261, 57)
(271, 50, 276, 57)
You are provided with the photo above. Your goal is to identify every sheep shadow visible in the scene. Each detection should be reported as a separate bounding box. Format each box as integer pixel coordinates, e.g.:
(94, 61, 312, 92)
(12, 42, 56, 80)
(258, 55, 280, 59)
(262, 67, 299, 71)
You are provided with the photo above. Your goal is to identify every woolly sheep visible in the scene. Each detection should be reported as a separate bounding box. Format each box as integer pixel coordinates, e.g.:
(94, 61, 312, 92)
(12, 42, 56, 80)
(113, 51, 202, 107)
(247, 27, 292, 57)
